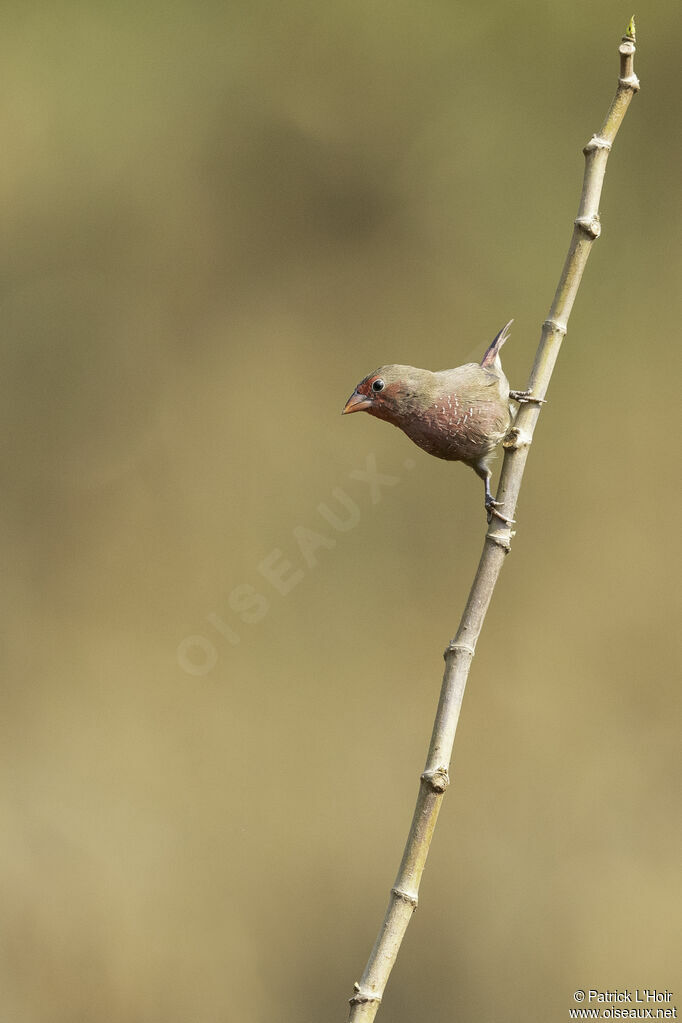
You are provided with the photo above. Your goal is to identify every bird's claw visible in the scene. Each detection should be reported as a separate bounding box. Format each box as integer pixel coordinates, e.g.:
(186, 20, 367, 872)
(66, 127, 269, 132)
(485, 499, 515, 526)
(509, 389, 546, 405)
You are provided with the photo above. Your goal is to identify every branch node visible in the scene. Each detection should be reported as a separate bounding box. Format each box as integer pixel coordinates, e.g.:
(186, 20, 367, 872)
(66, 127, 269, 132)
(542, 318, 567, 336)
(574, 214, 601, 239)
(618, 71, 640, 92)
(583, 134, 612, 154)
(350, 987, 382, 1007)
(485, 529, 512, 552)
(503, 426, 532, 451)
(420, 767, 450, 793)
(443, 640, 475, 660)
(391, 886, 419, 908)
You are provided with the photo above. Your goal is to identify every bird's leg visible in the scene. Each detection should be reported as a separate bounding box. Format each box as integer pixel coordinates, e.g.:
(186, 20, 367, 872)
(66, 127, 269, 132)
(473, 460, 515, 525)
(509, 389, 547, 404)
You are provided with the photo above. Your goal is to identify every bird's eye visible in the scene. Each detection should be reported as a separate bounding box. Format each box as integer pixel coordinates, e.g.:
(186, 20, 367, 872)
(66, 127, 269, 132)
(372, 378, 385, 393)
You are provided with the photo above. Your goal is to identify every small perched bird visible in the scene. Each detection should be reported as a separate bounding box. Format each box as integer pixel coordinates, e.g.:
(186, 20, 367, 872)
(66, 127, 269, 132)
(342, 320, 527, 519)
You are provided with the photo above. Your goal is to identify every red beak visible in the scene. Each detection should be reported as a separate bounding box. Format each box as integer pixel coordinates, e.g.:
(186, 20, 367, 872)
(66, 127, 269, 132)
(342, 391, 373, 414)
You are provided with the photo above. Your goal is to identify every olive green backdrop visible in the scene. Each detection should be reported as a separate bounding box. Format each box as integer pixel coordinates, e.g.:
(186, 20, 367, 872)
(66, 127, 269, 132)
(1, 2, 680, 1021)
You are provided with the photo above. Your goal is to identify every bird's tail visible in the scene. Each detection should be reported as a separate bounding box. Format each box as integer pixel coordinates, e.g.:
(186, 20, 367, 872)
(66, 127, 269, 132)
(480, 319, 513, 369)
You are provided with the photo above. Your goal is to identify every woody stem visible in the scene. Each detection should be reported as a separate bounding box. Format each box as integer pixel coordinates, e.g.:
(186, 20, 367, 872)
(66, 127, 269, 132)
(347, 20, 639, 1022)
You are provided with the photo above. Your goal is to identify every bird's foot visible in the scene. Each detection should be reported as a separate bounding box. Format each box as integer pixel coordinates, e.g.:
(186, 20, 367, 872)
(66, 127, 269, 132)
(485, 499, 515, 526)
(509, 389, 546, 405)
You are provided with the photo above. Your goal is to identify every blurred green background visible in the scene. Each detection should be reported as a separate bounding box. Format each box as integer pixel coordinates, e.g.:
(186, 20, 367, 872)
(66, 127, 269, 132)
(1, 2, 680, 1020)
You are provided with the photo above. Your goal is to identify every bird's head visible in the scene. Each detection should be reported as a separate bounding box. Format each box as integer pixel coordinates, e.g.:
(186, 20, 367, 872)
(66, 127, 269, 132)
(342, 365, 433, 424)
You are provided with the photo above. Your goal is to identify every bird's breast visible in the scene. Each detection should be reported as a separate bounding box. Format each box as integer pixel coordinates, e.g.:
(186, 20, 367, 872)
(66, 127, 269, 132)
(398, 393, 511, 462)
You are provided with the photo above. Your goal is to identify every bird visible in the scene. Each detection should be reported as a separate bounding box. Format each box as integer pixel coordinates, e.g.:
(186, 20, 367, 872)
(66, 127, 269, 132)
(342, 320, 534, 520)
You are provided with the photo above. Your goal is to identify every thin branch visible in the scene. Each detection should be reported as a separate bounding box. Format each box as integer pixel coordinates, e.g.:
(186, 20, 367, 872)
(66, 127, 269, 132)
(347, 21, 639, 1022)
